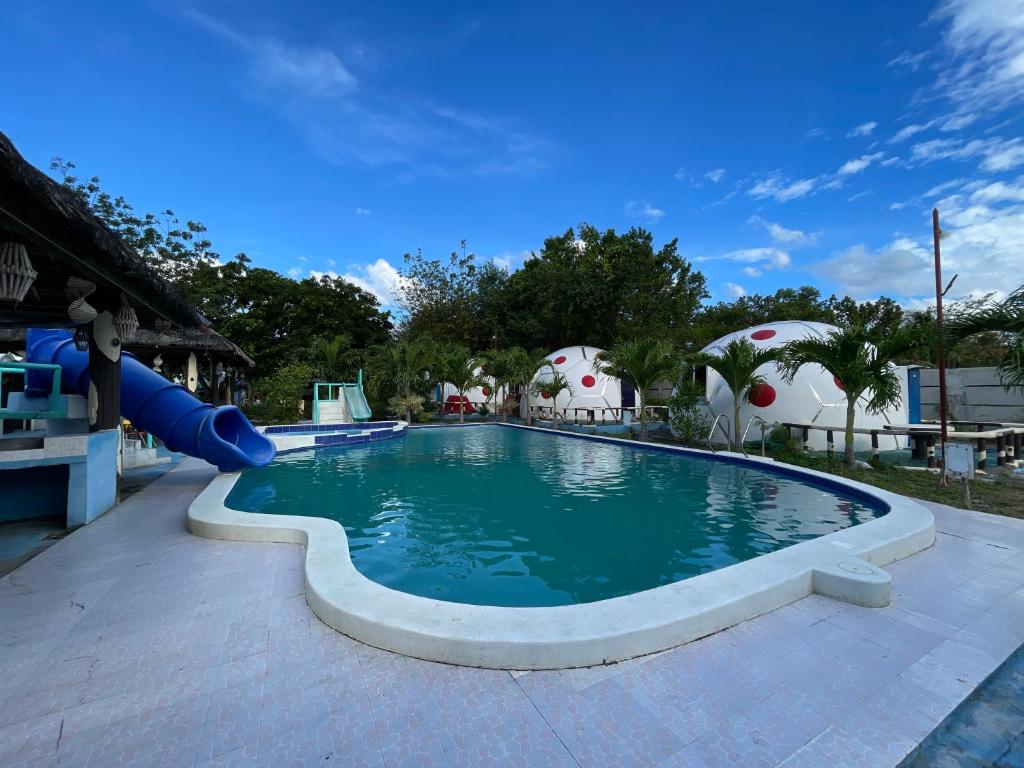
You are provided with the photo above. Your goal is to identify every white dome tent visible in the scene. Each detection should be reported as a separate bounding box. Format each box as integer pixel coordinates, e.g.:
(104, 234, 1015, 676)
(440, 367, 503, 413)
(689, 321, 909, 451)
(528, 345, 622, 421)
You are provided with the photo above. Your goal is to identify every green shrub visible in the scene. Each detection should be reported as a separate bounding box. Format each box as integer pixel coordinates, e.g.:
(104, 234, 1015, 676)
(252, 362, 313, 425)
(668, 380, 711, 447)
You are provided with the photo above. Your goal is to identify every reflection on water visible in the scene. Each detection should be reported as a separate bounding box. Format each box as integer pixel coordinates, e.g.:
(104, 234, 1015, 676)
(227, 427, 886, 607)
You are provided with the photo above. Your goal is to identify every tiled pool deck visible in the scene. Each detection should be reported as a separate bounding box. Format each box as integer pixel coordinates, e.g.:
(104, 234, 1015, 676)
(1, 458, 1022, 767)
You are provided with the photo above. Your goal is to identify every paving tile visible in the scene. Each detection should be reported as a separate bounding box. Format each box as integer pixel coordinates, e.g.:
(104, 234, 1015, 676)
(2, 463, 1023, 768)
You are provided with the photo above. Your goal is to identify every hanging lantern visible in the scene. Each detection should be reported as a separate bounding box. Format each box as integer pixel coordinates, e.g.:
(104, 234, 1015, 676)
(114, 301, 139, 342)
(0, 242, 37, 302)
(66, 276, 97, 323)
(73, 326, 90, 352)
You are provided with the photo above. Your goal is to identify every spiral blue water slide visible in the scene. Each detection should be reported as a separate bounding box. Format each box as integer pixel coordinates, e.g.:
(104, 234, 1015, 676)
(25, 329, 276, 471)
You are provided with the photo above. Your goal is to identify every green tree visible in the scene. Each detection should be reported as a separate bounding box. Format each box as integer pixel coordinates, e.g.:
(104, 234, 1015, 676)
(689, 338, 781, 450)
(945, 286, 1024, 391)
(778, 327, 917, 468)
(480, 348, 520, 422)
(435, 346, 487, 424)
(365, 337, 437, 423)
(507, 348, 552, 426)
(594, 338, 678, 440)
(531, 367, 573, 430)
(309, 334, 359, 382)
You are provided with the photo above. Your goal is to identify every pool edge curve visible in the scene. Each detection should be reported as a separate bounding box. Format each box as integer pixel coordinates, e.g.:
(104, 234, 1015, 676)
(187, 423, 936, 670)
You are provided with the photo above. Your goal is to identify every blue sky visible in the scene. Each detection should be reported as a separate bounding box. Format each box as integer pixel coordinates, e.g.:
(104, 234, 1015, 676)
(3, 0, 1023, 309)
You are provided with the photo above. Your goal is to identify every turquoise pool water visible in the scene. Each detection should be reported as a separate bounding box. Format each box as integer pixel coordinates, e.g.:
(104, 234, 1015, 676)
(226, 426, 886, 607)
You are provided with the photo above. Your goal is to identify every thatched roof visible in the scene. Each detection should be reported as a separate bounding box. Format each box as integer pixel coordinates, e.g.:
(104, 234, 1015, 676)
(0, 326, 254, 368)
(124, 328, 255, 368)
(0, 130, 210, 330)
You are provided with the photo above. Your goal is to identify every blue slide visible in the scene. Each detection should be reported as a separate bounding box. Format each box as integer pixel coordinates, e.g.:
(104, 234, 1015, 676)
(26, 329, 276, 471)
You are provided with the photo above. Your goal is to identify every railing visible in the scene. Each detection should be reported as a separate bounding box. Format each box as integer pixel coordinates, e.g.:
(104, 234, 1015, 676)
(740, 415, 771, 457)
(0, 361, 66, 422)
(706, 414, 731, 453)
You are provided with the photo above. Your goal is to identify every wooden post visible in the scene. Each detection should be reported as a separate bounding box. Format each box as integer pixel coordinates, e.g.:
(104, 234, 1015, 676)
(996, 433, 1007, 467)
(826, 430, 834, 458)
(871, 431, 880, 462)
(926, 436, 937, 468)
(209, 356, 221, 406)
(88, 309, 121, 432)
(802, 426, 810, 452)
(976, 436, 987, 470)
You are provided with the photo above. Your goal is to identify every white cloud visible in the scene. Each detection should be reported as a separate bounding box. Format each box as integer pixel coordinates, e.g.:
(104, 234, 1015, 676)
(924, 178, 966, 197)
(748, 174, 818, 202)
(931, 0, 1024, 117)
(848, 190, 873, 202)
(624, 200, 666, 221)
(699, 248, 792, 274)
(889, 123, 931, 143)
(705, 168, 726, 183)
(185, 11, 552, 176)
(185, 10, 356, 98)
(354, 207, 372, 216)
(311, 258, 406, 305)
(837, 151, 885, 176)
(880, 156, 901, 167)
(847, 121, 878, 138)
(673, 167, 689, 182)
(888, 50, 929, 71)
(724, 282, 747, 299)
(805, 127, 828, 140)
(810, 177, 1024, 301)
(747, 215, 818, 245)
(287, 266, 303, 278)
(326, 258, 336, 267)
(488, 250, 532, 271)
(909, 136, 1024, 172)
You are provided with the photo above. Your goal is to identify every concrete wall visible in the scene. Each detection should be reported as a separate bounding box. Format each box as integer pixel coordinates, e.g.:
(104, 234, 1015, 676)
(920, 366, 1024, 423)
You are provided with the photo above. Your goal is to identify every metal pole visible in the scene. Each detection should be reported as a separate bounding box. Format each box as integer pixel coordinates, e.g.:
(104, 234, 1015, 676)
(933, 209, 949, 474)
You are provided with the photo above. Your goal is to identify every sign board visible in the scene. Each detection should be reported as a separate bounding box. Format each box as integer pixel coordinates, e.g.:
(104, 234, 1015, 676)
(944, 442, 975, 479)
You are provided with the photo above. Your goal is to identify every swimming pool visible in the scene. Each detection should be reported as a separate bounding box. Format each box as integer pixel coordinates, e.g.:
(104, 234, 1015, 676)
(190, 424, 934, 668)
(227, 426, 886, 607)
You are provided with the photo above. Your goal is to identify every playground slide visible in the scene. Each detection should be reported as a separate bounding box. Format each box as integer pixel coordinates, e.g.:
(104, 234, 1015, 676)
(25, 329, 276, 472)
(343, 383, 372, 422)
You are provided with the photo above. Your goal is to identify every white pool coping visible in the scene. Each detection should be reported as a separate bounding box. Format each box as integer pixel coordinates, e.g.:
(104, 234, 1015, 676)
(187, 423, 935, 670)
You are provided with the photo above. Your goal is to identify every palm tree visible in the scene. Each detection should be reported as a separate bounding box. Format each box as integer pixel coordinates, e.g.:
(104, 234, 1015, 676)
(507, 348, 551, 426)
(778, 327, 916, 468)
(435, 346, 487, 424)
(481, 348, 518, 422)
(531, 367, 573, 429)
(945, 286, 1024, 391)
(309, 333, 357, 381)
(594, 338, 678, 441)
(689, 338, 780, 451)
(365, 337, 436, 422)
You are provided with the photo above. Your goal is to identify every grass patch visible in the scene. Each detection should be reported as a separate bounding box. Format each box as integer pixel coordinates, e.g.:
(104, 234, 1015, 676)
(768, 447, 1023, 520)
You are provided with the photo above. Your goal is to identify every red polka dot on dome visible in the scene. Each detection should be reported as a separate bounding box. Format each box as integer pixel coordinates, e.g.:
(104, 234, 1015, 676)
(541, 391, 551, 399)
(553, 355, 567, 365)
(748, 383, 777, 408)
(833, 375, 844, 391)
(750, 329, 777, 341)
(581, 374, 596, 388)
(482, 387, 491, 396)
